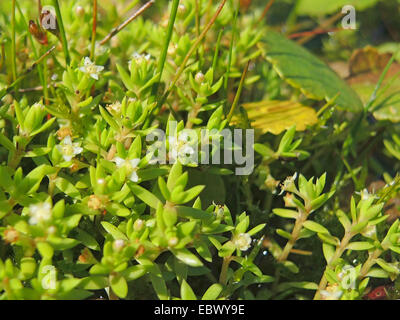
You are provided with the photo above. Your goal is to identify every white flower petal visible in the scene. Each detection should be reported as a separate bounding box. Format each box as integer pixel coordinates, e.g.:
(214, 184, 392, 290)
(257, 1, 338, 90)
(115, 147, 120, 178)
(73, 147, 83, 155)
(129, 171, 139, 183)
(63, 135, 72, 145)
(113, 157, 125, 168)
(63, 155, 73, 162)
(84, 57, 92, 65)
(130, 158, 140, 168)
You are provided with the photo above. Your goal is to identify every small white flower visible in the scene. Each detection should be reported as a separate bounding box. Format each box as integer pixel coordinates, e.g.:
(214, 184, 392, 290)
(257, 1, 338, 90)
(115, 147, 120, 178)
(29, 202, 52, 225)
(168, 132, 196, 164)
(56, 136, 83, 162)
(279, 172, 298, 195)
(106, 101, 122, 115)
(79, 57, 104, 80)
(32, 102, 45, 110)
(355, 188, 378, 201)
(113, 157, 140, 182)
(129, 52, 151, 68)
(234, 233, 252, 251)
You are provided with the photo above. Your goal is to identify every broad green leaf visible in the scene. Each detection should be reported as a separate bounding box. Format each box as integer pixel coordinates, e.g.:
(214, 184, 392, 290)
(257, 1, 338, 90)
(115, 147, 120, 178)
(180, 279, 197, 300)
(47, 237, 80, 250)
(346, 241, 375, 251)
(24, 147, 51, 158)
(172, 248, 203, 267)
(176, 206, 211, 220)
(36, 242, 54, 259)
(303, 221, 330, 234)
(194, 241, 212, 263)
(277, 281, 318, 291)
(55, 177, 81, 199)
(276, 229, 292, 240)
(272, 208, 298, 219)
(375, 259, 400, 274)
(322, 243, 335, 263)
(73, 228, 100, 251)
(248, 223, 266, 236)
(121, 265, 147, 281)
(116, 64, 135, 92)
(128, 183, 161, 208)
(100, 221, 128, 240)
(297, 0, 378, 16)
(0, 132, 15, 151)
(202, 283, 223, 300)
(366, 268, 390, 278)
(80, 276, 108, 290)
(110, 274, 128, 298)
(260, 31, 363, 112)
(282, 261, 299, 274)
(318, 232, 340, 246)
(99, 106, 119, 131)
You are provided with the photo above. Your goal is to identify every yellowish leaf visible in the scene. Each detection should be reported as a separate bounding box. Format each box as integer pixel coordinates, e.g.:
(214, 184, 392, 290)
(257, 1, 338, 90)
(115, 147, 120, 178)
(234, 100, 318, 135)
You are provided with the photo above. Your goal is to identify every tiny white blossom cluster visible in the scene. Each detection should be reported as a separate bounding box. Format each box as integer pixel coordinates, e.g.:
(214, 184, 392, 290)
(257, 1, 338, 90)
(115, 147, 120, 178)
(129, 52, 151, 68)
(79, 57, 104, 80)
(28, 202, 52, 225)
(56, 136, 83, 162)
(233, 233, 252, 251)
(113, 157, 140, 182)
(168, 132, 195, 165)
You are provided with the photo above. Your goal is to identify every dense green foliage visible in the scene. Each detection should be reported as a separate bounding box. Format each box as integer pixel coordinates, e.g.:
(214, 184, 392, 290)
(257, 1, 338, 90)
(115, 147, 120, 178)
(0, 0, 400, 300)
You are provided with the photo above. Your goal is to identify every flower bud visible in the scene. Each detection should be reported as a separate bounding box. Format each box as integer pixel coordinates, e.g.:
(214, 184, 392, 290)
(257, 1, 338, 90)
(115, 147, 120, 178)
(113, 239, 125, 251)
(88, 195, 102, 210)
(195, 72, 205, 84)
(168, 237, 178, 247)
(75, 6, 85, 17)
(134, 219, 144, 231)
(178, 4, 187, 16)
(4, 228, 19, 243)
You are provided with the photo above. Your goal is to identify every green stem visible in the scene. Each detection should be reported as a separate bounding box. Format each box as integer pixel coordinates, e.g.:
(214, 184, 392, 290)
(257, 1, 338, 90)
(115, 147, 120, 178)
(16, 2, 47, 102)
(11, 0, 17, 82)
(52, 0, 70, 65)
(212, 28, 224, 73)
(359, 249, 382, 278)
(226, 60, 250, 123)
(219, 256, 232, 285)
(277, 208, 310, 263)
(314, 231, 354, 300)
(154, 0, 227, 115)
(8, 141, 25, 169)
(0, 46, 55, 99)
(152, 0, 180, 97)
(224, 0, 239, 106)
